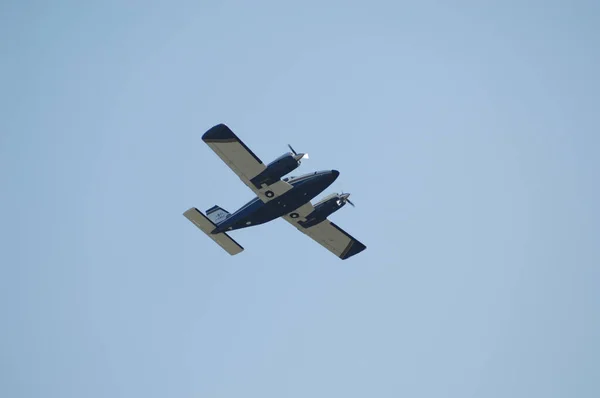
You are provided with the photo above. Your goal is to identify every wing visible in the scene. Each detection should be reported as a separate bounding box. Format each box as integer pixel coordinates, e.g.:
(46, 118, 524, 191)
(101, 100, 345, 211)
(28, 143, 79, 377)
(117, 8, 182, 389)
(282, 203, 366, 260)
(202, 124, 293, 202)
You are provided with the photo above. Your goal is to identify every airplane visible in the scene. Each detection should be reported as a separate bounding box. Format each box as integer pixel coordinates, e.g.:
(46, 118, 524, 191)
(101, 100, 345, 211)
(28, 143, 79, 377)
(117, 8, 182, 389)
(183, 123, 366, 260)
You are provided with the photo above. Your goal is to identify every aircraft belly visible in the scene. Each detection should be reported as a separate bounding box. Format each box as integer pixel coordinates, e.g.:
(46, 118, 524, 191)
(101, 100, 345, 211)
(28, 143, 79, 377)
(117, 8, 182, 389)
(227, 194, 306, 230)
(217, 176, 328, 232)
(249, 197, 302, 224)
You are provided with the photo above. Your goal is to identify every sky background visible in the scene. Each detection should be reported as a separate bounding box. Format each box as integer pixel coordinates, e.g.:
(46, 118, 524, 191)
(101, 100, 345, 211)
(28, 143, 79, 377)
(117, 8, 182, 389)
(1, 1, 599, 397)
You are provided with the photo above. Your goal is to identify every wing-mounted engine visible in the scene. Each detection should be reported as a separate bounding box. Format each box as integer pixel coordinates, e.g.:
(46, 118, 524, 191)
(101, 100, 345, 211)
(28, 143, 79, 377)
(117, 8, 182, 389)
(250, 144, 308, 189)
(298, 192, 354, 228)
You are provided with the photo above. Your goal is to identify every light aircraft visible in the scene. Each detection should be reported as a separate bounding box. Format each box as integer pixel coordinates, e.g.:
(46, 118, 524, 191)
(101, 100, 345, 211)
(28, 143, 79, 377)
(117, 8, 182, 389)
(183, 124, 366, 260)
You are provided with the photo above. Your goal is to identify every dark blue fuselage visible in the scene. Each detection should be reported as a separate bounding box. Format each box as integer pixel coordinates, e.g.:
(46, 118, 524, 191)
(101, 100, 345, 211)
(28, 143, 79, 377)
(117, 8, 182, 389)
(212, 170, 339, 233)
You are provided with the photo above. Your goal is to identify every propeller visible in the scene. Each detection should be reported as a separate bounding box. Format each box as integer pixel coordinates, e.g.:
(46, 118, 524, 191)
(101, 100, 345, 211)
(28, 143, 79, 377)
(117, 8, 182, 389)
(339, 192, 355, 207)
(288, 144, 309, 162)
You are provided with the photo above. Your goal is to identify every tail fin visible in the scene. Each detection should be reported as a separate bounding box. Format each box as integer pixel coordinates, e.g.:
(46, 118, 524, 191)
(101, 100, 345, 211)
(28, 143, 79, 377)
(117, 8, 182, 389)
(205, 205, 230, 225)
(183, 207, 243, 256)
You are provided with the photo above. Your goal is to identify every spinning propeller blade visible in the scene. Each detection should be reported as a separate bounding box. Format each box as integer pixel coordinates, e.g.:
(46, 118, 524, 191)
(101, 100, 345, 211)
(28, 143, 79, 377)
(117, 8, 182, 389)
(288, 144, 308, 161)
(340, 192, 355, 207)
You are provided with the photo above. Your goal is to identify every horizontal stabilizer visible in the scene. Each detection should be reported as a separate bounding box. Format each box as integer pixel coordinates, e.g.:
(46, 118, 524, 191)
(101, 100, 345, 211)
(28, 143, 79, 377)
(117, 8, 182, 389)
(183, 207, 244, 256)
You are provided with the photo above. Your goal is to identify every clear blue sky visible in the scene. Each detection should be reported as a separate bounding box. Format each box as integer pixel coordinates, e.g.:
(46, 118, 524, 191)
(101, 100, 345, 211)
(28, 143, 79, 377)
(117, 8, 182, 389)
(2, 1, 599, 397)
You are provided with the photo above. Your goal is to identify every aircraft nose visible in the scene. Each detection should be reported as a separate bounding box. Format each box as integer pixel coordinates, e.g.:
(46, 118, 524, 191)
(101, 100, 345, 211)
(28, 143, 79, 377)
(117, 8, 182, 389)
(328, 170, 340, 183)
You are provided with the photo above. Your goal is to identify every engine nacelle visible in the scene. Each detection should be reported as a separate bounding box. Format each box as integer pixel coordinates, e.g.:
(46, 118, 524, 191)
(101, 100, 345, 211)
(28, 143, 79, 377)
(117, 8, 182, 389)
(250, 152, 301, 188)
(298, 193, 347, 228)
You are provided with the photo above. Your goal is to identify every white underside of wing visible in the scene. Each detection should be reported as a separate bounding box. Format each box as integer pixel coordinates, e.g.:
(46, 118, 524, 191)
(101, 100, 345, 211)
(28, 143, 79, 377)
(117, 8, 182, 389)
(282, 202, 315, 223)
(205, 141, 266, 183)
(254, 180, 294, 202)
(203, 130, 293, 202)
(282, 204, 365, 259)
(301, 220, 354, 257)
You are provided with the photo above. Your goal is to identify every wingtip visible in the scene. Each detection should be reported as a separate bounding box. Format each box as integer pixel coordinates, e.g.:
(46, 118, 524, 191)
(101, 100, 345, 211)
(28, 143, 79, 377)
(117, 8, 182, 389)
(340, 240, 367, 260)
(202, 123, 237, 142)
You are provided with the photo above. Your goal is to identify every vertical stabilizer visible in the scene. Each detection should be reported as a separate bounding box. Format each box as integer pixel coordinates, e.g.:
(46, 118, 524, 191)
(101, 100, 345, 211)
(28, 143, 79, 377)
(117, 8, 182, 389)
(205, 205, 230, 225)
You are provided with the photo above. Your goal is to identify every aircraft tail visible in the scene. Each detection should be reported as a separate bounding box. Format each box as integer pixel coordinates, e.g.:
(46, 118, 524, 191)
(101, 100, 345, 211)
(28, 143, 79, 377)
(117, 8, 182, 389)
(205, 205, 230, 225)
(183, 207, 243, 256)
